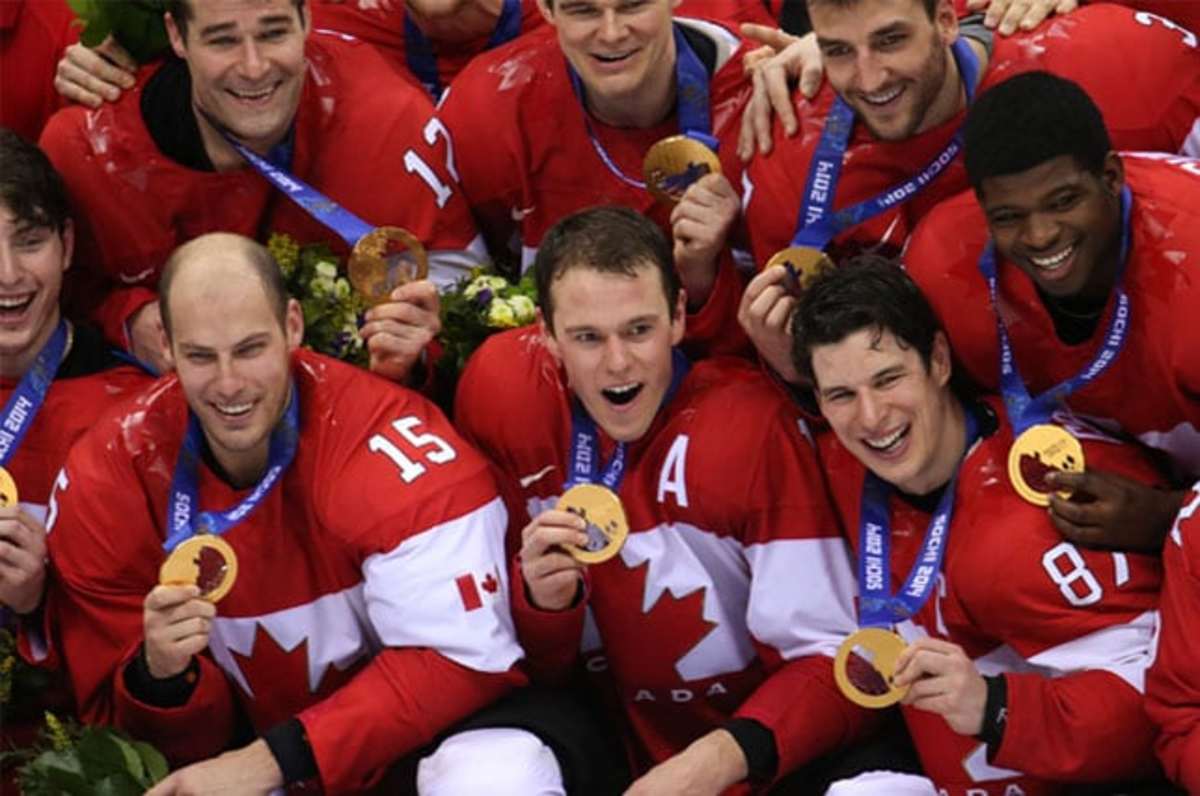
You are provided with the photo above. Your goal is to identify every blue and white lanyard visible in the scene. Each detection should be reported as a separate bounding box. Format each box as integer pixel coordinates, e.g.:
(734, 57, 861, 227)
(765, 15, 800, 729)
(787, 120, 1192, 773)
(0, 320, 69, 468)
(789, 38, 980, 252)
(567, 24, 717, 191)
(856, 406, 980, 627)
(979, 186, 1133, 434)
(404, 0, 523, 100)
(163, 386, 300, 551)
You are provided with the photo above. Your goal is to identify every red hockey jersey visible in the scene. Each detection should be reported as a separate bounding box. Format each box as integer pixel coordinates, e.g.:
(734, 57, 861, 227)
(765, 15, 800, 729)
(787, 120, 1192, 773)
(744, 4, 1200, 268)
(431, 18, 755, 355)
(455, 327, 871, 783)
(309, 0, 545, 95)
(906, 154, 1200, 474)
(1146, 484, 1200, 794)
(0, 0, 76, 142)
(45, 349, 524, 793)
(819, 398, 1163, 795)
(39, 31, 483, 347)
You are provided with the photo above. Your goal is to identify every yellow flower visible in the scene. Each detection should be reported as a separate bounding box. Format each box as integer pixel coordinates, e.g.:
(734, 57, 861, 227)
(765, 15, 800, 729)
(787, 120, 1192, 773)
(45, 711, 72, 752)
(486, 299, 518, 328)
(465, 274, 510, 300)
(508, 295, 536, 325)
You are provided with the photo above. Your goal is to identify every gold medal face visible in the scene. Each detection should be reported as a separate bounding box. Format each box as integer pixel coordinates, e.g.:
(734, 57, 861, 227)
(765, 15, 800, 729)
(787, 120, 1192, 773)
(834, 628, 909, 709)
(1007, 424, 1084, 507)
(349, 226, 430, 306)
(159, 535, 239, 603)
(643, 135, 722, 205)
(0, 466, 17, 508)
(556, 484, 630, 564)
(766, 246, 836, 293)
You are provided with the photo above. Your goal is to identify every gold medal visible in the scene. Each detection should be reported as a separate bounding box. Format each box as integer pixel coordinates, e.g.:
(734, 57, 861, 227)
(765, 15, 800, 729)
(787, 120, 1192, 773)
(766, 246, 836, 293)
(159, 535, 239, 603)
(556, 484, 630, 564)
(834, 627, 909, 709)
(1007, 424, 1084, 507)
(348, 226, 430, 307)
(643, 135, 722, 205)
(0, 466, 17, 508)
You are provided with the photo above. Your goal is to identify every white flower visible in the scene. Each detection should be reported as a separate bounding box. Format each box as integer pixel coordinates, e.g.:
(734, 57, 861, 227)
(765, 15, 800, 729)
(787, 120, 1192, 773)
(508, 295, 536, 325)
(315, 261, 338, 279)
(486, 298, 518, 328)
(464, 274, 509, 300)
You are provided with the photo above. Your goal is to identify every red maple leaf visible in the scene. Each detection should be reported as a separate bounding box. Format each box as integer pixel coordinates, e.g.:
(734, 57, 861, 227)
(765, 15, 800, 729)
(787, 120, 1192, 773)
(195, 545, 229, 597)
(227, 624, 361, 724)
(590, 559, 720, 688)
(481, 572, 499, 594)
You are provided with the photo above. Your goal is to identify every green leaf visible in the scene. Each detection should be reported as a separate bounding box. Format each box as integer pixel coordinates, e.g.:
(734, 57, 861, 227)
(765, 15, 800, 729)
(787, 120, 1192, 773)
(133, 741, 169, 784)
(34, 750, 91, 796)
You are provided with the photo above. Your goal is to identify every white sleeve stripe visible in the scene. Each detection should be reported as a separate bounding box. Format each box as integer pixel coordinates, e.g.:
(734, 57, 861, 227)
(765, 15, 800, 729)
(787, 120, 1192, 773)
(363, 497, 523, 673)
(1184, 117, 1200, 158)
(427, 234, 488, 290)
(745, 536, 859, 660)
(1024, 609, 1159, 693)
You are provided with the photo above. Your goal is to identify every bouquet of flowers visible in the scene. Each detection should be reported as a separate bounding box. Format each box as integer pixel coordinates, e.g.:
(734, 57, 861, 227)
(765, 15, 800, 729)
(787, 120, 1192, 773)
(267, 233, 369, 367)
(67, 0, 171, 63)
(1, 713, 167, 796)
(439, 269, 538, 371)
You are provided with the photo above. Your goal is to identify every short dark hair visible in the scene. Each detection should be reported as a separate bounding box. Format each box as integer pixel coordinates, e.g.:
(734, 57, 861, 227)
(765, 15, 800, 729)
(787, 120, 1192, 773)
(159, 233, 289, 339)
(0, 128, 71, 234)
(806, 0, 938, 21)
(535, 206, 681, 330)
(792, 255, 941, 384)
(167, 0, 306, 40)
(964, 71, 1111, 192)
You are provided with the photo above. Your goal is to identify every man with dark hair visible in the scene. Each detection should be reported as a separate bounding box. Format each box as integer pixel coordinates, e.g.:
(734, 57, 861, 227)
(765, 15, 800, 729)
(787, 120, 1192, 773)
(905, 71, 1200, 552)
(423, 0, 760, 357)
(39, 0, 481, 382)
(0, 127, 151, 742)
(738, 0, 1200, 383)
(792, 256, 1165, 795)
(45, 231, 567, 794)
(456, 206, 937, 795)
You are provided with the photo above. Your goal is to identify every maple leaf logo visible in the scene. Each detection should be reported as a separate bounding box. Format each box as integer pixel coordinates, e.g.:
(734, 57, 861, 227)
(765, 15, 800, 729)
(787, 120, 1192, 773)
(228, 624, 359, 713)
(481, 572, 499, 594)
(591, 558, 718, 686)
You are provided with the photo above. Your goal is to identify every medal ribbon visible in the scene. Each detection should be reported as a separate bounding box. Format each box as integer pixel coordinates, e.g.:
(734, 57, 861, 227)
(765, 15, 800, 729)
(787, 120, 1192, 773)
(405, 0, 523, 100)
(857, 406, 981, 627)
(163, 385, 301, 551)
(789, 38, 979, 251)
(565, 349, 690, 490)
(567, 24, 717, 191)
(978, 185, 1133, 435)
(0, 320, 69, 468)
(216, 127, 374, 249)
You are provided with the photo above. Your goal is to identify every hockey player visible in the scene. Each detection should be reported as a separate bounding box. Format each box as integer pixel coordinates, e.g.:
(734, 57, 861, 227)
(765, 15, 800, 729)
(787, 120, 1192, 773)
(906, 71, 1200, 551)
(40, 0, 479, 380)
(45, 232, 561, 794)
(456, 207, 937, 794)
(793, 257, 1164, 795)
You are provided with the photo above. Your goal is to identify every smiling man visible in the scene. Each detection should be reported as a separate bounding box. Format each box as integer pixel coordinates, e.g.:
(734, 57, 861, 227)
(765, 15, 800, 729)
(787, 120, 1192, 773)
(905, 71, 1200, 552)
(453, 207, 937, 795)
(793, 256, 1166, 795)
(39, 0, 481, 380)
(42, 232, 567, 794)
(738, 0, 1200, 382)
(0, 129, 151, 749)
(424, 0, 758, 356)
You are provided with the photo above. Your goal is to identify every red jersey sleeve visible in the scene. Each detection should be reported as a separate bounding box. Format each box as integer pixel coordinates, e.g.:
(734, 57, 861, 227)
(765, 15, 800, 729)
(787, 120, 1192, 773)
(45, 420, 238, 764)
(298, 385, 526, 792)
(1147, 485, 1200, 793)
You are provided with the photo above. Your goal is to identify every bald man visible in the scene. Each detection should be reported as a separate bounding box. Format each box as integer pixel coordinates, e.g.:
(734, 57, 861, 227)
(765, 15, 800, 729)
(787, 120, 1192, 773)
(43, 233, 569, 794)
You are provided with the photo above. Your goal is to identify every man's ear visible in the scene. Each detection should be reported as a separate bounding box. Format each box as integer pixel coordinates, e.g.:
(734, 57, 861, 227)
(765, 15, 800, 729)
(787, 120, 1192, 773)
(285, 298, 305, 351)
(60, 219, 74, 273)
(538, 308, 562, 363)
(165, 11, 188, 59)
(1101, 151, 1125, 198)
(931, 329, 953, 388)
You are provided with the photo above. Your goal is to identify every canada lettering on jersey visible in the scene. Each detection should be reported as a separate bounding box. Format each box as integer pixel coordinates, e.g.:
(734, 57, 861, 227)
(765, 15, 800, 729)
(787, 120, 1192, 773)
(632, 681, 730, 702)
